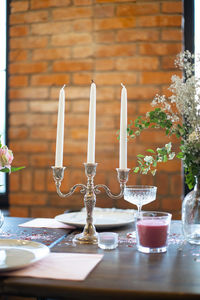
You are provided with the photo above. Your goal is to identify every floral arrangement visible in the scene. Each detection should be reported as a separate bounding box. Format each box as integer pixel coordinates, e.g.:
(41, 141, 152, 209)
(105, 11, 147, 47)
(0, 136, 24, 175)
(128, 51, 200, 189)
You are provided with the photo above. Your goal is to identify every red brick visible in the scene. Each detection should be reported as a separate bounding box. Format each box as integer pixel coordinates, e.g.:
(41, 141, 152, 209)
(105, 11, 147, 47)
(10, 193, 47, 206)
(30, 206, 66, 218)
(31, 0, 71, 9)
(95, 17, 136, 30)
(139, 43, 182, 56)
(96, 44, 136, 57)
(95, 72, 137, 85)
(12, 154, 29, 167)
(70, 100, 88, 114)
(95, 59, 114, 71)
(51, 33, 92, 47)
(69, 128, 88, 140)
(72, 19, 92, 31)
(94, 32, 115, 44)
(94, 5, 114, 17)
(74, 0, 92, 5)
(72, 46, 94, 58)
(97, 87, 115, 101)
(10, 1, 29, 13)
(9, 206, 29, 217)
(162, 1, 182, 13)
(116, 29, 159, 42)
(9, 87, 48, 100)
(52, 7, 92, 20)
(10, 37, 48, 49)
(162, 196, 181, 211)
(9, 50, 28, 62)
(32, 48, 71, 61)
(9, 172, 20, 192)
(141, 71, 176, 84)
(30, 127, 56, 140)
(9, 101, 28, 113)
(138, 15, 182, 27)
(97, 102, 121, 116)
(9, 62, 47, 74)
(10, 25, 29, 37)
(156, 173, 170, 196)
(30, 154, 54, 167)
(10, 11, 48, 25)
(161, 56, 177, 69)
(30, 101, 58, 113)
(50, 86, 90, 99)
(21, 169, 32, 192)
(9, 127, 28, 140)
(31, 74, 70, 86)
(161, 29, 182, 41)
(116, 57, 159, 71)
(53, 60, 93, 72)
(170, 173, 183, 196)
(116, 3, 159, 16)
(34, 170, 46, 191)
(9, 75, 28, 87)
(10, 141, 49, 153)
(10, 114, 49, 126)
(31, 22, 71, 35)
(73, 73, 92, 85)
(128, 86, 160, 101)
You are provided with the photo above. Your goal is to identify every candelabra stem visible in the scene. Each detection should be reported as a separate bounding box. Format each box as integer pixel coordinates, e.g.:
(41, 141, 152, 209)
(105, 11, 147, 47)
(73, 163, 98, 244)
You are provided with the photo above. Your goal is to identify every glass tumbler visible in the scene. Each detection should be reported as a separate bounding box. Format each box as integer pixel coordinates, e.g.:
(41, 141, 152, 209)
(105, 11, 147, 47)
(136, 211, 171, 253)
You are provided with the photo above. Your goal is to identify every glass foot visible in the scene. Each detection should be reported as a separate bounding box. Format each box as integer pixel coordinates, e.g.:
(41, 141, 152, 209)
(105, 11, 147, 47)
(73, 232, 98, 244)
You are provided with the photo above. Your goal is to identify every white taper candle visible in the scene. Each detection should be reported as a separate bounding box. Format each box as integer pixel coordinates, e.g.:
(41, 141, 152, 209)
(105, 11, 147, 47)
(87, 81, 96, 163)
(119, 83, 127, 169)
(55, 85, 65, 167)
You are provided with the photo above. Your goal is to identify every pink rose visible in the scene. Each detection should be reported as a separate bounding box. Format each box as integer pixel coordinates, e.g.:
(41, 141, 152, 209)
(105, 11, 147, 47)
(0, 146, 14, 171)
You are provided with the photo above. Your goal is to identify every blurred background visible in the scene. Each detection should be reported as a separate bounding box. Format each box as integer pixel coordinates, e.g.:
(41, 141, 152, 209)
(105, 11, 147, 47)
(1, 0, 188, 219)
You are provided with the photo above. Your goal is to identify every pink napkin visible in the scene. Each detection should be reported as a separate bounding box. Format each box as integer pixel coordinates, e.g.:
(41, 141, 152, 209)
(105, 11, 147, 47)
(3, 252, 103, 281)
(19, 218, 75, 229)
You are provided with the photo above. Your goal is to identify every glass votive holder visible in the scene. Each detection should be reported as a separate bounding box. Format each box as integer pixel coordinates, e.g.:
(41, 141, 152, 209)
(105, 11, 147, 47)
(98, 232, 118, 250)
(136, 211, 172, 254)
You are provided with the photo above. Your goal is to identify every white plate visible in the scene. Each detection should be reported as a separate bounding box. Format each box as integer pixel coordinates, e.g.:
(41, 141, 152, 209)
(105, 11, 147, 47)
(0, 239, 49, 272)
(55, 210, 135, 229)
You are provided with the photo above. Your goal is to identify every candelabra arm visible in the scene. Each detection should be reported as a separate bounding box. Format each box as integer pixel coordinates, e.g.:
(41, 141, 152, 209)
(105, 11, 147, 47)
(94, 168, 130, 199)
(52, 167, 86, 198)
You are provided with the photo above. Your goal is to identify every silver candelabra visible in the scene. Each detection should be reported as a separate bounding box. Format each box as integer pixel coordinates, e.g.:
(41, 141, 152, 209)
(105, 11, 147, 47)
(52, 163, 130, 244)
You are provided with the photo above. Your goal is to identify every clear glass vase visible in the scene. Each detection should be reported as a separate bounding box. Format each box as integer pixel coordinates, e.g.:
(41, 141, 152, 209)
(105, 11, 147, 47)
(182, 177, 200, 244)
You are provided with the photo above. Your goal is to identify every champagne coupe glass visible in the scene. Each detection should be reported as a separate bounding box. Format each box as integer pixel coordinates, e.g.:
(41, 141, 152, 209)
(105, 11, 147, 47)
(124, 185, 157, 238)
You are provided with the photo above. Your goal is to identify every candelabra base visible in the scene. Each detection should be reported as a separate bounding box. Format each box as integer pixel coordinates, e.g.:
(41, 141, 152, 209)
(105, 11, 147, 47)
(73, 224, 98, 244)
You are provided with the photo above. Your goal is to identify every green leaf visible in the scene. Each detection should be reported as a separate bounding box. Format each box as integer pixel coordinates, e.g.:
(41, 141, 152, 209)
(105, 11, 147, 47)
(0, 166, 25, 173)
(146, 149, 155, 154)
(133, 167, 140, 173)
(137, 154, 145, 158)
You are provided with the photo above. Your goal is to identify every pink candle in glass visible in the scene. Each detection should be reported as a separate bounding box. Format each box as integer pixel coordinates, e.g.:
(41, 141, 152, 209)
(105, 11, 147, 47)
(137, 219, 169, 248)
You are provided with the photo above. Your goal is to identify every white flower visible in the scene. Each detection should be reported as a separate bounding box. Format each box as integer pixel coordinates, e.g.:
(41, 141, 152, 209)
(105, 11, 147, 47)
(168, 152, 175, 160)
(144, 156, 153, 164)
(165, 142, 172, 153)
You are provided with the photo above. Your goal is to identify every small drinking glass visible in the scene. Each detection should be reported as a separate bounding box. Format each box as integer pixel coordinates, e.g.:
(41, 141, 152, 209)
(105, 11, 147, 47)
(136, 211, 172, 253)
(98, 232, 118, 250)
(124, 185, 157, 238)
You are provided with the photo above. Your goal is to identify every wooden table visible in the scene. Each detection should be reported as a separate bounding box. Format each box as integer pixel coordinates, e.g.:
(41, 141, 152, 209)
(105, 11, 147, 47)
(1, 217, 200, 299)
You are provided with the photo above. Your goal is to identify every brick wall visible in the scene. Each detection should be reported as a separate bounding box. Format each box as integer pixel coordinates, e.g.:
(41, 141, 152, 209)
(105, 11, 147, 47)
(8, 0, 183, 219)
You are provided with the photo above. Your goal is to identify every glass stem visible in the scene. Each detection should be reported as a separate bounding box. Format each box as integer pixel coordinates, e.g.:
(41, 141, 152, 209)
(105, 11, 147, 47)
(137, 205, 142, 215)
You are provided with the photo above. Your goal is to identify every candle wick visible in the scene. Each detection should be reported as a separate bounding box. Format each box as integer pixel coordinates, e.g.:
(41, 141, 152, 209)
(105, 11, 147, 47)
(91, 79, 94, 83)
